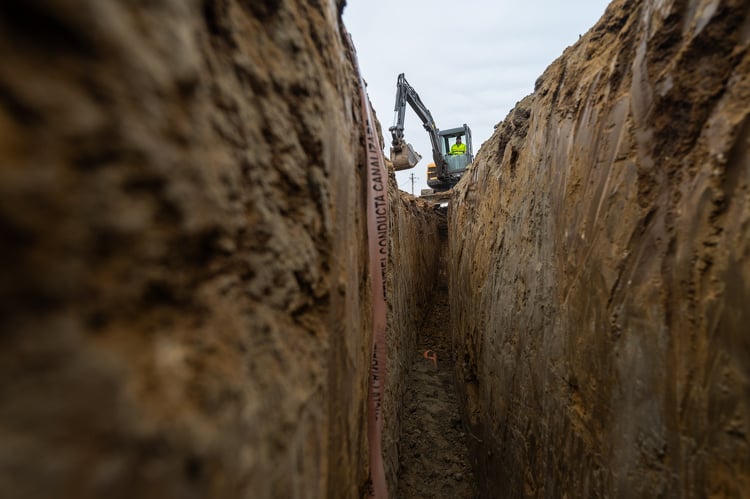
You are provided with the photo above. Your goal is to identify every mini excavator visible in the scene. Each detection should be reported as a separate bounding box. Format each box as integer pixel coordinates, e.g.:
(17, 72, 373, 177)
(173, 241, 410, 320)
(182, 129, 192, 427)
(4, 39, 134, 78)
(388, 73, 473, 191)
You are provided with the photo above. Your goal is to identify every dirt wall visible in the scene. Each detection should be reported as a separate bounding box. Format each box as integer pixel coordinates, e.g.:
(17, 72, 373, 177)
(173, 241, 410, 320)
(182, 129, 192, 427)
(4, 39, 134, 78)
(383, 184, 443, 495)
(0, 1, 386, 497)
(450, 0, 750, 496)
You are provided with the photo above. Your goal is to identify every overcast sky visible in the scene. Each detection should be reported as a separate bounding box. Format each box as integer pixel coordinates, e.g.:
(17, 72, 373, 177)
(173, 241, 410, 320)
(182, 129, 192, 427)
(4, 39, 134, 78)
(343, 0, 611, 194)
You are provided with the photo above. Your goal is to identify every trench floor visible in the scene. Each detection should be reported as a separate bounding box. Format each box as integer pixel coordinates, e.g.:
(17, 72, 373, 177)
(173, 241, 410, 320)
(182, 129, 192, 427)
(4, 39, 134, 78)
(396, 277, 478, 498)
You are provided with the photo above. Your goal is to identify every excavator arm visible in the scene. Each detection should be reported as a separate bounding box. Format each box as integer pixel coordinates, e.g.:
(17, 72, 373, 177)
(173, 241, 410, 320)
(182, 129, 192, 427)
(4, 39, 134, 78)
(388, 73, 446, 174)
(387, 73, 472, 191)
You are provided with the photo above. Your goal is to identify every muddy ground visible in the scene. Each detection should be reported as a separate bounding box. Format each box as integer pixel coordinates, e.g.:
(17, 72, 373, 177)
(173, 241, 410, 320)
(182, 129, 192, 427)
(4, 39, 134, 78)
(396, 269, 478, 499)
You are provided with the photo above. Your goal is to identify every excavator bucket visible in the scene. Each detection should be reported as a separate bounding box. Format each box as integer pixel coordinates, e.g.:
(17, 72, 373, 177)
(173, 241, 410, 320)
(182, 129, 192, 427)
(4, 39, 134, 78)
(390, 143, 422, 171)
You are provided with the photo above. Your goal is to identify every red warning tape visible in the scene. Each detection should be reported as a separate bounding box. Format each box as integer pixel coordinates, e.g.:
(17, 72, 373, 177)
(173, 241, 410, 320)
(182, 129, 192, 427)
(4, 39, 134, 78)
(347, 34, 389, 498)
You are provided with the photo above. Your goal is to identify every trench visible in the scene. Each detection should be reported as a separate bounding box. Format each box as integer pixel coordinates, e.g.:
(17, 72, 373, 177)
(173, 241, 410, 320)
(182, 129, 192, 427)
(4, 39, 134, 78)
(1, 1, 748, 498)
(395, 262, 478, 498)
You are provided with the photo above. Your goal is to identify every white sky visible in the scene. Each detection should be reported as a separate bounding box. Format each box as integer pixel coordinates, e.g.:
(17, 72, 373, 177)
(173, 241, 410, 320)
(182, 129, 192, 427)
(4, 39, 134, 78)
(343, 0, 611, 194)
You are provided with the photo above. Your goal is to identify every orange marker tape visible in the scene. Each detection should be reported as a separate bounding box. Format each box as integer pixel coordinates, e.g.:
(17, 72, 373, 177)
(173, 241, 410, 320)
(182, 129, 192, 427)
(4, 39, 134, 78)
(423, 349, 437, 367)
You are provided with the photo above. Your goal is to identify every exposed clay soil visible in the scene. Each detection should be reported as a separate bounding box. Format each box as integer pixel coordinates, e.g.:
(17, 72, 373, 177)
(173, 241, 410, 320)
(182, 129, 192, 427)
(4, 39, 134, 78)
(396, 270, 478, 499)
(449, 0, 750, 496)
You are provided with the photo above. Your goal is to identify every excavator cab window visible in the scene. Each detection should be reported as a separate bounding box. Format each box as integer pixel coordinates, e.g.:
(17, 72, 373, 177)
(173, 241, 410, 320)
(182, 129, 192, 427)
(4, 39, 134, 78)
(442, 134, 466, 156)
(439, 135, 458, 155)
(439, 137, 449, 156)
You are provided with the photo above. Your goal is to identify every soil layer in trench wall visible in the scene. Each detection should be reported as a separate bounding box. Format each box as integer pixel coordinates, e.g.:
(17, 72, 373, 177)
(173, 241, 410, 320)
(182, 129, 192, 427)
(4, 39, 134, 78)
(450, 0, 750, 497)
(0, 1, 382, 498)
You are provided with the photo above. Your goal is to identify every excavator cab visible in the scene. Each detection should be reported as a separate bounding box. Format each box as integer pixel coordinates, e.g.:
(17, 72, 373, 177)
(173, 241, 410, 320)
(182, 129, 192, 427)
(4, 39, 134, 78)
(426, 125, 473, 189)
(438, 126, 473, 173)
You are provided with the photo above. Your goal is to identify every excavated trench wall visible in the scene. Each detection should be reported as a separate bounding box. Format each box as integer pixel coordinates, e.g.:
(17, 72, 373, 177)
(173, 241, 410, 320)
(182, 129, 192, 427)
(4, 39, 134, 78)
(384, 187, 443, 495)
(0, 1, 440, 497)
(450, 0, 750, 497)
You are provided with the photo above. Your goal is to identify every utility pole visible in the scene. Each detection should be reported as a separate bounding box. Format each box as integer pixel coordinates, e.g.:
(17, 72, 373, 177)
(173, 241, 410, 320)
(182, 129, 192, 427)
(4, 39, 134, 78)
(409, 173, 418, 195)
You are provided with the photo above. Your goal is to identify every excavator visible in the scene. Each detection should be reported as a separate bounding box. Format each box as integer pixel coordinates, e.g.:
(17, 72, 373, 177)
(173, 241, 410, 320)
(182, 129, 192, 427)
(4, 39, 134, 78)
(388, 73, 473, 192)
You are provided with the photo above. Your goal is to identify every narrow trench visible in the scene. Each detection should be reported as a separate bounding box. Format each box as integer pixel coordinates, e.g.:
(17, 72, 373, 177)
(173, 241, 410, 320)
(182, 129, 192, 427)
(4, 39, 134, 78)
(396, 247, 478, 499)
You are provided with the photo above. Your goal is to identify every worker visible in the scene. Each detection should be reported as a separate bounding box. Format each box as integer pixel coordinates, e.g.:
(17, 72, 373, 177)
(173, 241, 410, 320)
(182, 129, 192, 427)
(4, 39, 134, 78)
(450, 136, 466, 155)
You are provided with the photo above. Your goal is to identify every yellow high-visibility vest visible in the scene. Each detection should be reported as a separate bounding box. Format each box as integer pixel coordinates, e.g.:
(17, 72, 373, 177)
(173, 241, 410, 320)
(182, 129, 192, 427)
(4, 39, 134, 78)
(450, 143, 466, 155)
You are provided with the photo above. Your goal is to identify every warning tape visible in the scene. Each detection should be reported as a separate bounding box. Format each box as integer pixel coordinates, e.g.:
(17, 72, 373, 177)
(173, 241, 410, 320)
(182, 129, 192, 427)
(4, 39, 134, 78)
(346, 34, 389, 498)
